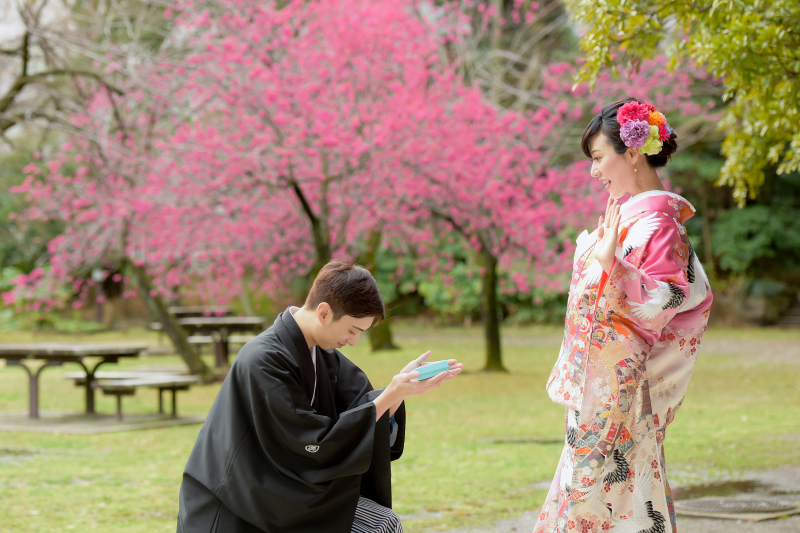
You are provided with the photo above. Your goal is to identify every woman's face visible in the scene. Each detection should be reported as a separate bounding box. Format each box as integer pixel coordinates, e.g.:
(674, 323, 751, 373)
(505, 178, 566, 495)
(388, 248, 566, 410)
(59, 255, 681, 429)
(589, 134, 638, 200)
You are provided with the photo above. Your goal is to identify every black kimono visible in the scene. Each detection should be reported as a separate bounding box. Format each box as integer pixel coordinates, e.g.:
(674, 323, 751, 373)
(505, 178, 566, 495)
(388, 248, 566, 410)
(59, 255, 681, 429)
(177, 308, 406, 533)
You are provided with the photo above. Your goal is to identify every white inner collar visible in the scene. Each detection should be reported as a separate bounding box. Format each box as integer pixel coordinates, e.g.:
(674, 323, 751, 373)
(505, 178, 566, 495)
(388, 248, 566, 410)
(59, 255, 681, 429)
(289, 306, 317, 404)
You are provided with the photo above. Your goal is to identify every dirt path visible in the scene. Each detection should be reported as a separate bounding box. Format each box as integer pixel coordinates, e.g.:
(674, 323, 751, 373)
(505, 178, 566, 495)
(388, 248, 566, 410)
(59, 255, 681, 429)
(435, 513, 800, 533)
(435, 464, 800, 533)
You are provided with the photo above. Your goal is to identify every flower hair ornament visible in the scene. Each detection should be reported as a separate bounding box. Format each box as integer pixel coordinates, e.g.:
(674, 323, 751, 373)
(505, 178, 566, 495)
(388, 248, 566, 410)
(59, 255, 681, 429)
(616, 101, 673, 156)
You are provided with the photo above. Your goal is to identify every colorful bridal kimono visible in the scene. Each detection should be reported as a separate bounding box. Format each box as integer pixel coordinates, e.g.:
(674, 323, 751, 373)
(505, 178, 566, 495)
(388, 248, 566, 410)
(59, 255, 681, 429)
(533, 191, 713, 533)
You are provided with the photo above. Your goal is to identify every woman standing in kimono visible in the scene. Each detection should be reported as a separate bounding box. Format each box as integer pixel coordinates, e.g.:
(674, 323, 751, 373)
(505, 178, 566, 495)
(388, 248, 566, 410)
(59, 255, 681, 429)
(533, 98, 713, 533)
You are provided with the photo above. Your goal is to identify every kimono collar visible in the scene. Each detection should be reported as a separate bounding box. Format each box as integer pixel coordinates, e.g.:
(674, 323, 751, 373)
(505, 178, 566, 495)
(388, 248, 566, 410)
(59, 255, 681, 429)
(277, 307, 318, 408)
(573, 191, 697, 264)
(621, 190, 696, 224)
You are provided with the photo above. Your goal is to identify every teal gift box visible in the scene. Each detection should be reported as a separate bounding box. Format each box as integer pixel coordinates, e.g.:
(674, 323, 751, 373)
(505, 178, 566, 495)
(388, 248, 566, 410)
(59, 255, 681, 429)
(413, 360, 449, 381)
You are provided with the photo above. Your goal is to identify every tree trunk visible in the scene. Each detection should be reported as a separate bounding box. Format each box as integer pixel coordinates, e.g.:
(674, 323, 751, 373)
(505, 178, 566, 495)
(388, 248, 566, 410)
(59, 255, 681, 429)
(129, 264, 212, 381)
(369, 310, 399, 351)
(290, 179, 331, 291)
(479, 245, 505, 372)
(239, 278, 254, 315)
(297, 223, 330, 302)
(362, 230, 399, 351)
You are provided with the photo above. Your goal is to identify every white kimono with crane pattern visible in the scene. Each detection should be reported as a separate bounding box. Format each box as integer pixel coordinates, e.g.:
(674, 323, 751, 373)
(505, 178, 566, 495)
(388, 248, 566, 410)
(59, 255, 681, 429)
(533, 191, 713, 533)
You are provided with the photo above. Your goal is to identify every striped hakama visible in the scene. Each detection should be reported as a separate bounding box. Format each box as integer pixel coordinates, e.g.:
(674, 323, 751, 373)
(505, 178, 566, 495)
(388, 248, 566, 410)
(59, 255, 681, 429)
(352, 497, 403, 533)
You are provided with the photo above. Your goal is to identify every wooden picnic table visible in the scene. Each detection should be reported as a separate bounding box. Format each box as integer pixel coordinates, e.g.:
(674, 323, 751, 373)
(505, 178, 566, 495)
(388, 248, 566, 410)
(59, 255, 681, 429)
(167, 306, 232, 318)
(0, 343, 146, 418)
(152, 307, 233, 346)
(151, 316, 265, 367)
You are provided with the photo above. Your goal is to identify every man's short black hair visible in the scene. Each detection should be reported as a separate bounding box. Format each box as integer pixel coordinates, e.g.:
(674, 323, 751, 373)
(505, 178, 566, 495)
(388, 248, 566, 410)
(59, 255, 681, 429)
(304, 261, 385, 323)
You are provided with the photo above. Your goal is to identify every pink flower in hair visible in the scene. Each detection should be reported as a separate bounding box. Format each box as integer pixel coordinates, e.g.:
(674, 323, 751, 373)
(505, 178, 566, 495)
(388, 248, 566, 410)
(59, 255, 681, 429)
(617, 102, 650, 125)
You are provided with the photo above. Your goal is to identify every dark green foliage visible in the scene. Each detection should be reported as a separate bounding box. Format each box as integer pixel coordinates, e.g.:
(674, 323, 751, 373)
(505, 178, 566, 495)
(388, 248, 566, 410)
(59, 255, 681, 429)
(563, 0, 800, 203)
(0, 152, 62, 273)
(370, 234, 567, 326)
(712, 172, 800, 287)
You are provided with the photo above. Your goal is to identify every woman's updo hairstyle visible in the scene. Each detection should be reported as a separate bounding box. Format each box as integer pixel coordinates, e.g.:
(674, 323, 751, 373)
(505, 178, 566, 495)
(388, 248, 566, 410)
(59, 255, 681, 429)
(580, 97, 678, 168)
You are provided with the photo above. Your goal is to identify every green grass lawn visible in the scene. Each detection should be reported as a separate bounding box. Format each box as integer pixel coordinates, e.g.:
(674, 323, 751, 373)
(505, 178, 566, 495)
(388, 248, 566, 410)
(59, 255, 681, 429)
(0, 324, 799, 532)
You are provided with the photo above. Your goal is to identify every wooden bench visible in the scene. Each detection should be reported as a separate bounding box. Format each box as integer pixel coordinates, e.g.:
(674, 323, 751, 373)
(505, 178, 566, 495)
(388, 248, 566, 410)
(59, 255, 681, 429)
(146, 330, 255, 355)
(149, 322, 209, 347)
(64, 372, 199, 420)
(64, 371, 186, 382)
(187, 334, 254, 344)
(149, 317, 264, 367)
(187, 335, 213, 355)
(187, 334, 254, 356)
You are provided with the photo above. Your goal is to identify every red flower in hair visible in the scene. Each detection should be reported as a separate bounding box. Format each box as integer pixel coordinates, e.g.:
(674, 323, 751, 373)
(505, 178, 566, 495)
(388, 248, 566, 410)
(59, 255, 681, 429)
(617, 102, 651, 125)
(658, 123, 670, 141)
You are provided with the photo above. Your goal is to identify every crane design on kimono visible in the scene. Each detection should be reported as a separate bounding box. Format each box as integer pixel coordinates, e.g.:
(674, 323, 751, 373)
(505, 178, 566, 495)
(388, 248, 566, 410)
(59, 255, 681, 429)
(574, 448, 630, 503)
(604, 464, 666, 533)
(620, 212, 661, 259)
(678, 245, 710, 313)
(566, 408, 580, 448)
(629, 280, 686, 320)
(581, 212, 661, 288)
(562, 409, 581, 493)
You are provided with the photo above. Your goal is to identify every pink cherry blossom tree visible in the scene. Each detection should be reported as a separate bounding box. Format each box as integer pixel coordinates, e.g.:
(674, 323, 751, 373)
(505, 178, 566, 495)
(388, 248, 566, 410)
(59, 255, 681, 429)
(5, 0, 722, 375)
(6, 73, 221, 379)
(6, 0, 479, 370)
(150, 0, 450, 290)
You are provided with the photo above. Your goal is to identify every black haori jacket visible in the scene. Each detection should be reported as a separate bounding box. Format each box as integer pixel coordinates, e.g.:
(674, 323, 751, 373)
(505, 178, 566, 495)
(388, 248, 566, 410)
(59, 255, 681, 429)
(177, 308, 406, 533)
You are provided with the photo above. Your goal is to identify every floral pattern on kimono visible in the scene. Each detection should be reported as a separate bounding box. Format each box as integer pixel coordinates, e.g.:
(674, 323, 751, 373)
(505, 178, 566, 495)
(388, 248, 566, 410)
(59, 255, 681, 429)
(533, 191, 713, 533)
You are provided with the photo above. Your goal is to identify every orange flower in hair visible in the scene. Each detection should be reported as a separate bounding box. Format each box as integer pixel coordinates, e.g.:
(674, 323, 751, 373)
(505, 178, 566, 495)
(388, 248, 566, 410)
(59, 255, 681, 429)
(648, 111, 666, 127)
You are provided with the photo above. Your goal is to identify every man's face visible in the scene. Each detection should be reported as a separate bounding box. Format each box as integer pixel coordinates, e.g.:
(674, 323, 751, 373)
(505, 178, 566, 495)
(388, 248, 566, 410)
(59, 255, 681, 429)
(315, 303, 374, 351)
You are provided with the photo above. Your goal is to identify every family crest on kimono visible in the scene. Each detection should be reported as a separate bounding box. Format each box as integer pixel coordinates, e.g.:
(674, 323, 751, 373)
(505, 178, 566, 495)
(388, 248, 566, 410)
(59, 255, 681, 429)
(534, 98, 713, 533)
(177, 262, 463, 533)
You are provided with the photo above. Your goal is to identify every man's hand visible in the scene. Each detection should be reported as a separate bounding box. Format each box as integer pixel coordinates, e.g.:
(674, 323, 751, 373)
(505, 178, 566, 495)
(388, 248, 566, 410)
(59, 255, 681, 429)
(399, 350, 431, 374)
(400, 350, 464, 381)
(374, 351, 463, 421)
(389, 364, 457, 397)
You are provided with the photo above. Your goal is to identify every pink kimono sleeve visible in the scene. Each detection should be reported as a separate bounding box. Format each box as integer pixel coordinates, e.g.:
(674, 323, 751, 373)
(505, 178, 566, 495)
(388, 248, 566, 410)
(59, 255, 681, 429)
(604, 215, 690, 341)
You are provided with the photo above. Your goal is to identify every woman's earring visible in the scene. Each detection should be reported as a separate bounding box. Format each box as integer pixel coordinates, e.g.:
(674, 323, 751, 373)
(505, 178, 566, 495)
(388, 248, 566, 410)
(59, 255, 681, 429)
(634, 167, 638, 173)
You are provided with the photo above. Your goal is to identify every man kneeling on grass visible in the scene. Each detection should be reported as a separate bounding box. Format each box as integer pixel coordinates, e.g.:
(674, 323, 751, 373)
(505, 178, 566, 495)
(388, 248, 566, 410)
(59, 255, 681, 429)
(177, 261, 462, 533)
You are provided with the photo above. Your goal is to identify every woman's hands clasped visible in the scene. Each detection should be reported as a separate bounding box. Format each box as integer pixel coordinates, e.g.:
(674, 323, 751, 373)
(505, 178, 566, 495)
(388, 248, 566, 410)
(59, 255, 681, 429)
(594, 197, 621, 274)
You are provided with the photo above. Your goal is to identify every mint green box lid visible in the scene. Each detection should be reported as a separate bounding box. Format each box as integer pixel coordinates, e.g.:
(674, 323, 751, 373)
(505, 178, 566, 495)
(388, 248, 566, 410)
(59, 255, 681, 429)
(413, 360, 449, 381)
